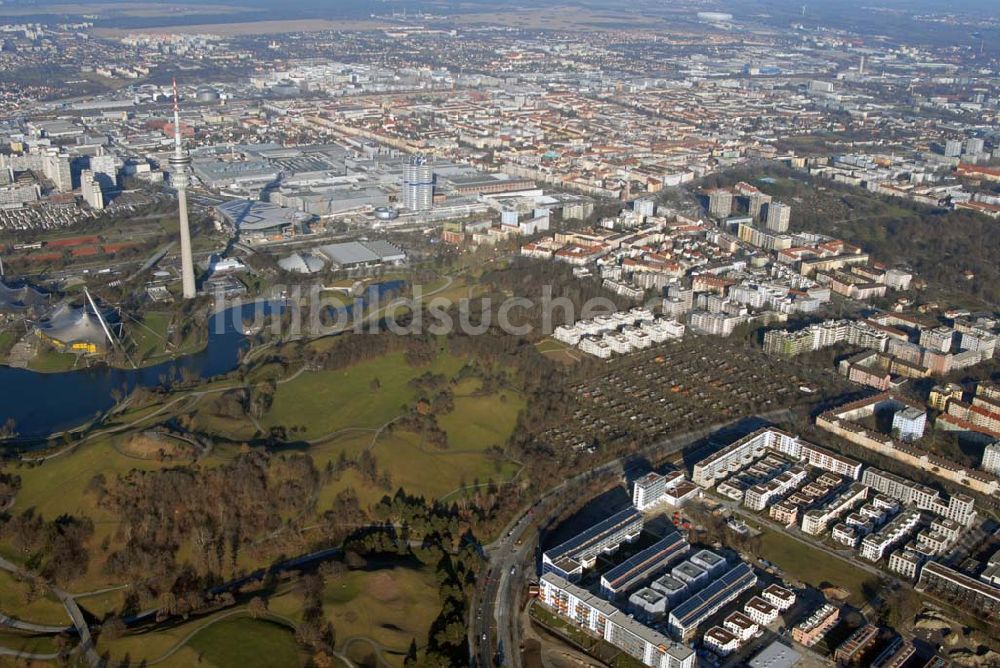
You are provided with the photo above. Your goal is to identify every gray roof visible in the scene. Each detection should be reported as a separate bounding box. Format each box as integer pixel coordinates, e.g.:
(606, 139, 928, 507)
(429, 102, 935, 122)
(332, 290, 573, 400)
(360, 239, 405, 260)
(317, 241, 380, 266)
(317, 240, 406, 266)
(278, 252, 326, 274)
(748, 641, 802, 668)
(215, 199, 311, 232)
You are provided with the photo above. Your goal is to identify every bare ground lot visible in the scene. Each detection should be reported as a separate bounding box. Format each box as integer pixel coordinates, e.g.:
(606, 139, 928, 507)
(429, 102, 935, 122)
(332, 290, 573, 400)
(94, 18, 396, 37)
(0, 2, 246, 18)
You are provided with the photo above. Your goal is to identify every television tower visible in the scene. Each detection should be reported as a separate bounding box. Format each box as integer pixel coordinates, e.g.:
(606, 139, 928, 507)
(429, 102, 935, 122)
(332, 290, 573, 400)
(169, 78, 196, 299)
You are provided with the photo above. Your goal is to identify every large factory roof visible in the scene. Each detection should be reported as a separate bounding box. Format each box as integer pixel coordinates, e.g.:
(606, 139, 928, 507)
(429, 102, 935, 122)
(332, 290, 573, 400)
(317, 240, 406, 267)
(215, 199, 312, 232)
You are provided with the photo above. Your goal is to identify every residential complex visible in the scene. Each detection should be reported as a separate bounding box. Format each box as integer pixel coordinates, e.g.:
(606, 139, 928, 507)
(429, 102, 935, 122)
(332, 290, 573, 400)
(542, 507, 643, 580)
(539, 573, 695, 668)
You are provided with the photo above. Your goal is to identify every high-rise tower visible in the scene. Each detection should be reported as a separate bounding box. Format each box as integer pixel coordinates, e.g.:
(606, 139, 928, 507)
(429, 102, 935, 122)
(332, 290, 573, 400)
(402, 155, 433, 212)
(169, 79, 196, 299)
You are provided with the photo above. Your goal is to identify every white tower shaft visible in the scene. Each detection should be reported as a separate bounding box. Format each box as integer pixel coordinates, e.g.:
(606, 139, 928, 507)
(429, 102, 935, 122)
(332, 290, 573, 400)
(171, 78, 196, 299)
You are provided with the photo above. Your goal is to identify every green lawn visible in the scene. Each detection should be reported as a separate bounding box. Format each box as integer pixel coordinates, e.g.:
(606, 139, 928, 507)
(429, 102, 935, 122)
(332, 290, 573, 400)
(313, 429, 520, 510)
(262, 350, 465, 438)
(102, 610, 299, 668)
(270, 566, 439, 663)
(11, 438, 177, 520)
(0, 329, 20, 355)
(130, 311, 171, 362)
(534, 337, 568, 353)
(439, 392, 524, 451)
(0, 570, 70, 626)
(186, 616, 301, 668)
(7, 438, 234, 594)
(755, 525, 878, 605)
(27, 347, 80, 372)
(0, 629, 61, 656)
(375, 430, 518, 499)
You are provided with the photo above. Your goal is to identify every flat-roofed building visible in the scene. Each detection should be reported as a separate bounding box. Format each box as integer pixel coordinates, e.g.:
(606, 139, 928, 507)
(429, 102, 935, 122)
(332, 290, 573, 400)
(317, 240, 406, 268)
(650, 574, 688, 604)
(875, 640, 917, 668)
(791, 603, 839, 647)
(542, 508, 644, 580)
(888, 548, 924, 581)
(770, 500, 799, 526)
(744, 467, 808, 511)
(693, 428, 860, 488)
(862, 468, 977, 526)
(704, 626, 740, 656)
(723, 611, 758, 641)
(632, 470, 685, 510)
(744, 596, 779, 626)
(801, 483, 868, 535)
(833, 623, 879, 664)
(860, 508, 922, 562)
(629, 587, 667, 620)
(762, 584, 796, 612)
(600, 531, 690, 599)
(917, 562, 1000, 618)
(689, 550, 727, 576)
(671, 561, 708, 589)
(668, 563, 757, 640)
(539, 573, 696, 668)
(748, 641, 802, 668)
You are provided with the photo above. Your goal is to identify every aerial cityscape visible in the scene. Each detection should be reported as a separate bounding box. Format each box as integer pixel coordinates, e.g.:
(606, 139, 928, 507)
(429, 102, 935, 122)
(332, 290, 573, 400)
(0, 0, 999, 666)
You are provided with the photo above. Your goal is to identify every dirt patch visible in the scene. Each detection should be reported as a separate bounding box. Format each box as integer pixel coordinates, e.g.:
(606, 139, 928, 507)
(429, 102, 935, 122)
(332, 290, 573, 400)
(119, 432, 193, 459)
(366, 571, 401, 603)
(522, 638, 543, 668)
(94, 18, 392, 37)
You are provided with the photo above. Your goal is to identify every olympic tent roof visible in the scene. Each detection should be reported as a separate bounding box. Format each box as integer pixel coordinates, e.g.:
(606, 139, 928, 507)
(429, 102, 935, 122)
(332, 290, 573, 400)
(37, 303, 111, 348)
(0, 281, 49, 312)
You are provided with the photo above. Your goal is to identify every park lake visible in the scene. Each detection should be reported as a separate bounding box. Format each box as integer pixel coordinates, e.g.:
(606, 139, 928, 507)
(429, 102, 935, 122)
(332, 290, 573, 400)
(0, 281, 404, 440)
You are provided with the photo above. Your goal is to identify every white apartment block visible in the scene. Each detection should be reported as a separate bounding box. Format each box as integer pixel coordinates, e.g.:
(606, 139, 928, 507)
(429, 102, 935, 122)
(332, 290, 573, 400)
(762, 584, 796, 611)
(888, 549, 924, 580)
(832, 523, 860, 548)
(540, 573, 696, 668)
(688, 310, 745, 337)
(801, 483, 868, 535)
(704, 626, 740, 656)
(642, 318, 685, 342)
(861, 468, 977, 526)
(744, 467, 808, 511)
(744, 596, 780, 626)
(623, 325, 653, 350)
(579, 336, 612, 358)
(693, 428, 861, 489)
(632, 471, 685, 511)
(859, 509, 921, 562)
(983, 442, 1000, 476)
(606, 332, 633, 355)
(542, 508, 643, 579)
(553, 324, 583, 345)
(723, 611, 758, 642)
